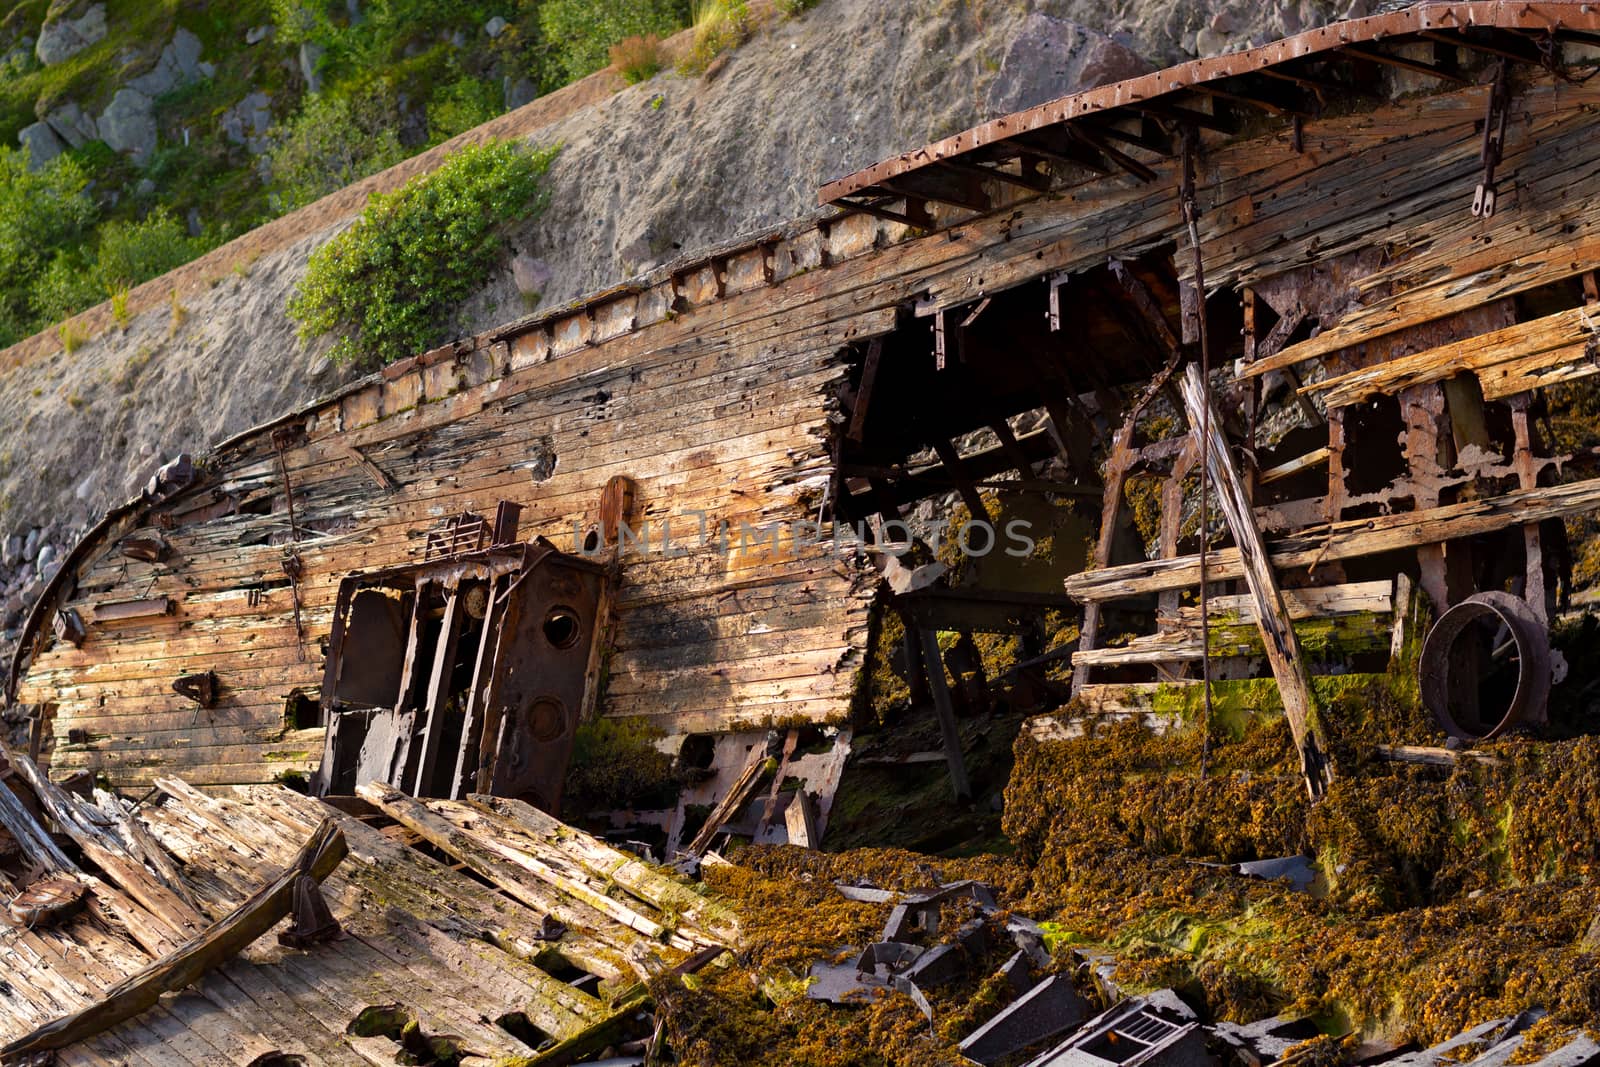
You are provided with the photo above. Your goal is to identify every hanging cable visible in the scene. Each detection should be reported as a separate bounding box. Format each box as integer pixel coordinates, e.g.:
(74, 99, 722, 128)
(1181, 128, 1215, 780)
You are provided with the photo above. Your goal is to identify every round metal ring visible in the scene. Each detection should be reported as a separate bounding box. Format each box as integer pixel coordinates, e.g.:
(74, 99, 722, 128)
(1419, 590, 1549, 741)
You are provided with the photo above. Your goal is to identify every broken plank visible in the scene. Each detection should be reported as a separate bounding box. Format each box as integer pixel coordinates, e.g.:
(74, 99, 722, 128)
(1064, 474, 1600, 602)
(0, 817, 346, 1062)
(353, 783, 678, 957)
(1177, 363, 1330, 800)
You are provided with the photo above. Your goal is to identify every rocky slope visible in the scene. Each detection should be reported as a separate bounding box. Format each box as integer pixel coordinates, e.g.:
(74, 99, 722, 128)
(0, 0, 1376, 643)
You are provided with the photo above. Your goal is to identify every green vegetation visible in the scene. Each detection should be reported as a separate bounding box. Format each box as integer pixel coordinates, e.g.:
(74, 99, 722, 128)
(0, 146, 94, 344)
(610, 33, 665, 85)
(288, 139, 555, 367)
(0, 0, 725, 349)
(682, 0, 750, 74)
(264, 87, 408, 210)
(538, 0, 690, 85)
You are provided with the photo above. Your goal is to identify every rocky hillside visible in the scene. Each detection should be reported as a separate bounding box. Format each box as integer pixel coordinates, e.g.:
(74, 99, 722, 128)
(0, 0, 1376, 646)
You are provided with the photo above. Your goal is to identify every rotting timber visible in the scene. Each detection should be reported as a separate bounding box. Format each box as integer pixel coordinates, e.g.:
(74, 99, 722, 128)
(6, 2, 1600, 879)
(4, 2, 1600, 1062)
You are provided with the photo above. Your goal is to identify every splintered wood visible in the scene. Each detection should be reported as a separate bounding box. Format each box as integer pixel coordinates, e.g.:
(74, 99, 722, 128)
(0, 774, 738, 1064)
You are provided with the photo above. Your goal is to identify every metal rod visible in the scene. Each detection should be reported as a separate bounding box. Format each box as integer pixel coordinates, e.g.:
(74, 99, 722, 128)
(1182, 129, 1216, 781)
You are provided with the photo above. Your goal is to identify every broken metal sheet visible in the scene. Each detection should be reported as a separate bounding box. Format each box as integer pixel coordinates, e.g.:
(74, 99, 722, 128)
(1234, 855, 1316, 893)
(1210, 1014, 1323, 1066)
(1020, 990, 1211, 1067)
(960, 975, 1090, 1066)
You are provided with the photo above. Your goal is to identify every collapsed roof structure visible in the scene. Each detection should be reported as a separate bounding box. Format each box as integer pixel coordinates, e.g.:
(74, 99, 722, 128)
(4, 1, 1600, 1060)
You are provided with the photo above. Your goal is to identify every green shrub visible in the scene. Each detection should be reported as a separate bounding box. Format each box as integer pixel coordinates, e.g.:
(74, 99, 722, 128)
(0, 147, 95, 346)
(33, 251, 101, 325)
(289, 139, 557, 368)
(427, 75, 502, 144)
(94, 208, 205, 291)
(539, 0, 690, 87)
(681, 0, 750, 75)
(266, 89, 410, 212)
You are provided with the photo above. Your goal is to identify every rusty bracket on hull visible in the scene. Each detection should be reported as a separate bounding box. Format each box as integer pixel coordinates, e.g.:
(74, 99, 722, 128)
(1473, 61, 1510, 217)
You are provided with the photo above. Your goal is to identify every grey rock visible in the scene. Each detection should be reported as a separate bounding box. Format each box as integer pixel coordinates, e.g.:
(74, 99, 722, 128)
(98, 87, 157, 161)
(299, 41, 325, 92)
(186, 207, 203, 236)
(128, 29, 206, 98)
(1, 594, 23, 630)
(170, 27, 203, 79)
(3, 535, 21, 569)
(35, 3, 107, 66)
(198, 60, 215, 78)
(985, 13, 1152, 116)
(504, 76, 537, 110)
(135, 178, 156, 196)
(43, 101, 98, 148)
(484, 15, 508, 38)
(22, 529, 39, 563)
(511, 254, 552, 298)
(245, 24, 274, 45)
(448, 29, 466, 48)
(35, 544, 57, 581)
(18, 122, 65, 170)
(220, 90, 273, 153)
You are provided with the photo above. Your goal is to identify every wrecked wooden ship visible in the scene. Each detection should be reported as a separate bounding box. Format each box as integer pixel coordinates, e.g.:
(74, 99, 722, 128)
(12, 0, 1600, 831)
(4, 0, 1600, 1061)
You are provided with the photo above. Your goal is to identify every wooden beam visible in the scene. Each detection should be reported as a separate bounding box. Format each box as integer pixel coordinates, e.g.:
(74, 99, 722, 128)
(1300, 305, 1599, 407)
(1339, 43, 1469, 84)
(1178, 363, 1330, 800)
(684, 745, 773, 858)
(920, 628, 972, 801)
(846, 337, 883, 442)
(0, 817, 347, 1062)
(1065, 471, 1600, 603)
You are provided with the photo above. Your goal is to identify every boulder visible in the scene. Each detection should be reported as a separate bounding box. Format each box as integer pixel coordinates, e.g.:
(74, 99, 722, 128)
(504, 76, 537, 110)
(17, 122, 65, 170)
(43, 101, 98, 148)
(98, 87, 157, 161)
(484, 15, 508, 38)
(129, 27, 211, 97)
(35, 544, 57, 582)
(245, 24, 273, 45)
(985, 14, 1152, 116)
(511, 254, 552, 298)
(220, 90, 273, 154)
(2, 535, 21, 569)
(35, 3, 106, 66)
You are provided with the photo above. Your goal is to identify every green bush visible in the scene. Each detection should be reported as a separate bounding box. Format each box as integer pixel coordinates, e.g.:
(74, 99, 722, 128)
(0, 147, 96, 347)
(538, 0, 690, 87)
(289, 139, 557, 368)
(266, 88, 410, 212)
(94, 208, 206, 291)
(681, 0, 750, 75)
(32, 251, 102, 325)
(428, 75, 502, 144)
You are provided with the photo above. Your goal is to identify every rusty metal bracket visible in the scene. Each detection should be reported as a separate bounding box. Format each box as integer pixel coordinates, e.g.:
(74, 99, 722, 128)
(172, 670, 219, 709)
(1473, 61, 1510, 218)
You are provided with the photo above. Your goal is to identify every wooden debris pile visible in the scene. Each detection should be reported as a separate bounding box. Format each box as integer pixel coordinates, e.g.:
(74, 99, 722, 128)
(0, 750, 739, 1064)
